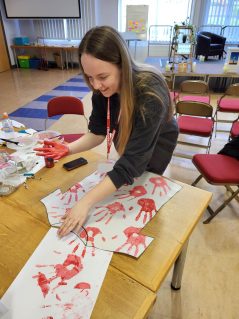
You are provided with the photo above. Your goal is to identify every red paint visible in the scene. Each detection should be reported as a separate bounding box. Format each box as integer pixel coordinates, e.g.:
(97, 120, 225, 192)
(149, 176, 170, 196)
(135, 198, 156, 223)
(68, 239, 76, 245)
(54, 254, 83, 282)
(56, 294, 61, 301)
(115, 227, 146, 257)
(80, 226, 102, 256)
(72, 244, 79, 253)
(74, 282, 91, 290)
(64, 303, 73, 310)
(116, 185, 147, 200)
(94, 202, 126, 224)
(33, 272, 50, 297)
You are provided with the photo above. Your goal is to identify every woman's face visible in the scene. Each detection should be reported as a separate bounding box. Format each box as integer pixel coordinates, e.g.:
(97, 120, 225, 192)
(81, 53, 121, 97)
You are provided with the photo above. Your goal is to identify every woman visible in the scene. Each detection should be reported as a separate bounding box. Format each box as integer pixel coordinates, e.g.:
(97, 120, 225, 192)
(35, 26, 178, 237)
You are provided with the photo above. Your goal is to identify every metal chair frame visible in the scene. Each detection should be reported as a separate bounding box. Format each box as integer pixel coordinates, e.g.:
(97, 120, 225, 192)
(192, 165, 239, 224)
(175, 100, 214, 159)
(215, 83, 239, 136)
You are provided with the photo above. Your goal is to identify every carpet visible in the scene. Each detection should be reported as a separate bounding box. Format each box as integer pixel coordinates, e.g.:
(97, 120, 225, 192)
(9, 74, 90, 131)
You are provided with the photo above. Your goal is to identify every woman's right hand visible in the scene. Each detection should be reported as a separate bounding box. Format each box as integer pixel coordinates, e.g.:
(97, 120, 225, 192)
(34, 140, 69, 160)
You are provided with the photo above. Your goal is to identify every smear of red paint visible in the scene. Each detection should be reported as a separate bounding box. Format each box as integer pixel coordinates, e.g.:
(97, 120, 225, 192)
(33, 272, 50, 298)
(64, 303, 73, 310)
(56, 294, 61, 301)
(74, 282, 91, 290)
(72, 244, 79, 253)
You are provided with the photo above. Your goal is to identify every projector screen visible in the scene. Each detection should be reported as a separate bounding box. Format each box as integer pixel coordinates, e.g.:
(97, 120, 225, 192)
(3, 0, 81, 18)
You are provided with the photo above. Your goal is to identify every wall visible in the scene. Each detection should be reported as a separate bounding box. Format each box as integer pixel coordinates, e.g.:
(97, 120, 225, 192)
(95, 0, 118, 28)
(0, 0, 118, 66)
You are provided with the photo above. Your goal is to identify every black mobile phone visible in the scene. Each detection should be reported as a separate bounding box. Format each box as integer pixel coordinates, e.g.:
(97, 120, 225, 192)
(63, 157, 88, 171)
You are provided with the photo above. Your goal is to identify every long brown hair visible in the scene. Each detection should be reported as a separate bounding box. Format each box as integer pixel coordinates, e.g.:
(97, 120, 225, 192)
(79, 26, 172, 155)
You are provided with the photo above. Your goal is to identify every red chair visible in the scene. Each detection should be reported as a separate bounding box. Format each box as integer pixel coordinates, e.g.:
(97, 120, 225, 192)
(179, 80, 210, 104)
(174, 100, 214, 158)
(229, 119, 239, 140)
(46, 96, 88, 143)
(215, 83, 239, 136)
(192, 154, 239, 223)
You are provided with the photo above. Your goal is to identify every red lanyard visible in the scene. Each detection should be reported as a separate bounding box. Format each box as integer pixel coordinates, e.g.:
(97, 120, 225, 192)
(106, 97, 120, 160)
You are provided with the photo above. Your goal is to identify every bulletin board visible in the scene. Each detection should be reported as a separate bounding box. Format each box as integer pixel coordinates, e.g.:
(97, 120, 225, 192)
(126, 5, 148, 39)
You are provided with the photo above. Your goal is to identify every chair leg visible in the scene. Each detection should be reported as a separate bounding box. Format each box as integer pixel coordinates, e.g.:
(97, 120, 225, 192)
(191, 174, 203, 186)
(203, 186, 239, 224)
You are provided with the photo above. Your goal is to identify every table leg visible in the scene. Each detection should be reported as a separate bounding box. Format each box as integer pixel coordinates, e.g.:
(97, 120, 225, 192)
(60, 49, 64, 70)
(65, 49, 68, 70)
(171, 240, 189, 290)
(13, 48, 18, 68)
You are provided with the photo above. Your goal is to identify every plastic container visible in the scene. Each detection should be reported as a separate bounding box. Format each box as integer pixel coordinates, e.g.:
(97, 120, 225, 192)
(1, 112, 14, 133)
(18, 55, 30, 68)
(14, 37, 30, 46)
(44, 157, 54, 168)
(29, 58, 41, 69)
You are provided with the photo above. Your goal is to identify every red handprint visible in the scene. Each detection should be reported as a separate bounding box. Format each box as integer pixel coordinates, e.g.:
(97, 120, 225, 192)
(33, 254, 83, 298)
(149, 176, 170, 196)
(115, 185, 147, 200)
(79, 226, 102, 256)
(135, 198, 156, 224)
(115, 227, 146, 257)
(93, 202, 126, 224)
(61, 182, 85, 204)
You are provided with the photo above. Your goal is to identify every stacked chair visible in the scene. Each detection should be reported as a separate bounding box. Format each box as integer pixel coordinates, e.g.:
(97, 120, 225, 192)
(215, 83, 239, 136)
(46, 96, 88, 143)
(174, 100, 214, 159)
(178, 80, 210, 104)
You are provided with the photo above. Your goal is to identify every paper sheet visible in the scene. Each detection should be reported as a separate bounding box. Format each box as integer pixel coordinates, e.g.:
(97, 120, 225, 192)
(2, 228, 112, 319)
(41, 171, 182, 257)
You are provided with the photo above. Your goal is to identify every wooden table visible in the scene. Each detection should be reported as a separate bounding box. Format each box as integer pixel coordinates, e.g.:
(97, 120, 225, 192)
(0, 151, 155, 319)
(11, 44, 79, 70)
(0, 150, 212, 317)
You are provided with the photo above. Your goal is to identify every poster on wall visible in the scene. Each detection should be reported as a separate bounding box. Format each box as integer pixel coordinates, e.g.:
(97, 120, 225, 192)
(225, 47, 239, 73)
(126, 5, 148, 39)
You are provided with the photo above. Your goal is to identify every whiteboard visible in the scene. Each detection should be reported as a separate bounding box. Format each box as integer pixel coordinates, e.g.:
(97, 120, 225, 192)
(3, 0, 81, 18)
(126, 5, 148, 39)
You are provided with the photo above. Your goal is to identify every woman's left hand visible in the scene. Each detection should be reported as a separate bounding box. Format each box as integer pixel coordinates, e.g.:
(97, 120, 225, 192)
(58, 201, 89, 238)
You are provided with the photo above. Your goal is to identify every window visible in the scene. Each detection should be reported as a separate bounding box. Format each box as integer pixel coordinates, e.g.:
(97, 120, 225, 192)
(202, 0, 239, 43)
(118, 0, 193, 40)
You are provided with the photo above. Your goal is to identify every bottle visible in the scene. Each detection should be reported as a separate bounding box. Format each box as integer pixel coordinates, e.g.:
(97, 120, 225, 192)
(1, 112, 14, 133)
(44, 157, 54, 168)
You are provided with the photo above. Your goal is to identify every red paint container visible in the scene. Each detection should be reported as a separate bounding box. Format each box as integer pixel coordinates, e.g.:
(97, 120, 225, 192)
(44, 157, 54, 168)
